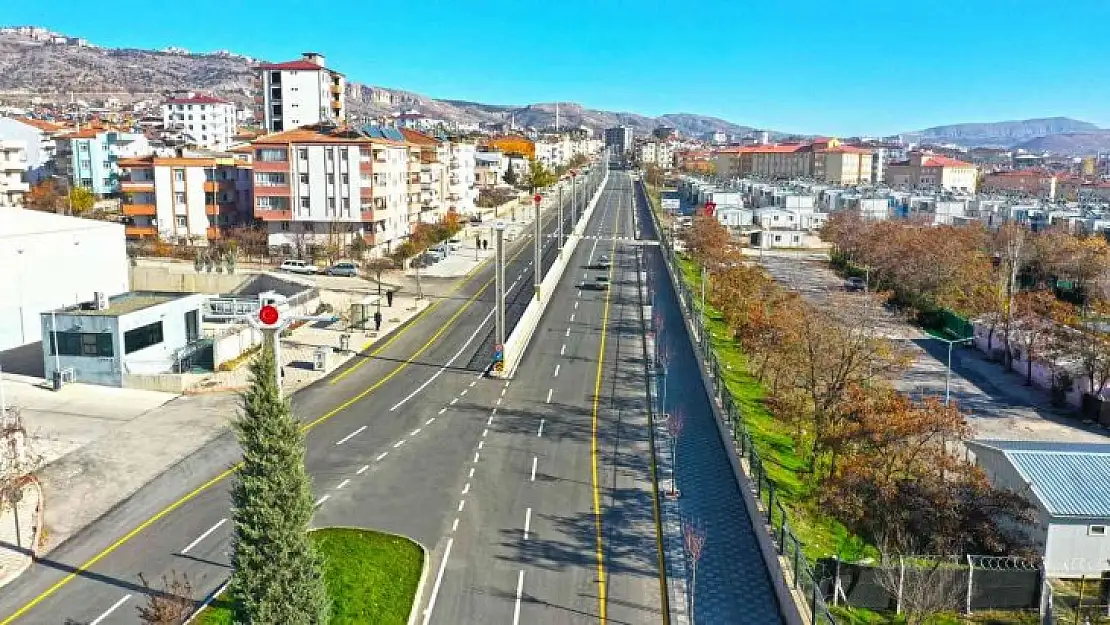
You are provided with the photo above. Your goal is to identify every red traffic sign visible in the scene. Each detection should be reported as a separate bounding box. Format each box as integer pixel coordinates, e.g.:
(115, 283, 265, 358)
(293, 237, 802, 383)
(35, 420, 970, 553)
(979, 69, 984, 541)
(258, 304, 280, 326)
(704, 202, 717, 216)
(533, 194, 542, 204)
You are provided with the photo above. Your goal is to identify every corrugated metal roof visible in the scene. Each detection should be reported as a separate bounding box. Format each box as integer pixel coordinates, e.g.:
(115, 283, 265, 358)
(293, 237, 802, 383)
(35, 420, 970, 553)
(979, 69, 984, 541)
(972, 440, 1110, 517)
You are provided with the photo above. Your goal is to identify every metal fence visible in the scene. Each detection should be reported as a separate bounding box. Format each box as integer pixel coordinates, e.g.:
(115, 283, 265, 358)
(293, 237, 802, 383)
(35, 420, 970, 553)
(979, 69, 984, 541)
(640, 179, 837, 625)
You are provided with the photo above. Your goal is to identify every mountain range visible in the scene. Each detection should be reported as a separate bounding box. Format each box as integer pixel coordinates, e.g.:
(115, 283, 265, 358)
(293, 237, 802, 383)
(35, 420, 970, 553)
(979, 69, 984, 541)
(1, 26, 1108, 154)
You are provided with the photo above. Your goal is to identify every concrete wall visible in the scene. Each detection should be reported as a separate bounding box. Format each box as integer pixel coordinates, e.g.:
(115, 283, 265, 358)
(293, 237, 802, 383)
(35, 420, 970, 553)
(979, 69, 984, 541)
(1, 213, 129, 350)
(211, 324, 263, 368)
(123, 372, 205, 393)
(129, 266, 248, 295)
(1046, 517, 1110, 577)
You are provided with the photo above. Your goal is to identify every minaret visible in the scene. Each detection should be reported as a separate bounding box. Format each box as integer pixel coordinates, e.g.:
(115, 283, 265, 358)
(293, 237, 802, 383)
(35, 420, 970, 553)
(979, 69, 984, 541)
(555, 102, 560, 132)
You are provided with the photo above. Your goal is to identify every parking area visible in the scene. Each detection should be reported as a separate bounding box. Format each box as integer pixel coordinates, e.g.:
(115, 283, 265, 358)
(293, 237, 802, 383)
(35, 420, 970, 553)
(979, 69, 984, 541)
(749, 249, 1109, 443)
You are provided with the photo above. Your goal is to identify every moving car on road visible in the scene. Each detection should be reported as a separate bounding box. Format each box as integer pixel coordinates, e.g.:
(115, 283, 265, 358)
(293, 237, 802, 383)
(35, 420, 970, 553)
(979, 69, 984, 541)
(844, 276, 866, 292)
(279, 259, 319, 275)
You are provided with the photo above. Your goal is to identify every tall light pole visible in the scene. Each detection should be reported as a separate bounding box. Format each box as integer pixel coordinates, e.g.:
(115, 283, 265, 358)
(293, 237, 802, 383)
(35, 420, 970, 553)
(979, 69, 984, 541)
(571, 170, 578, 225)
(533, 193, 542, 301)
(495, 221, 506, 348)
(939, 336, 975, 405)
(557, 184, 564, 253)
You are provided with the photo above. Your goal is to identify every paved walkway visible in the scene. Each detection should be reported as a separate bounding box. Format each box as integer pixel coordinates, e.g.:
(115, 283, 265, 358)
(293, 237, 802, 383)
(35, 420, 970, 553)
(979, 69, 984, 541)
(648, 244, 783, 624)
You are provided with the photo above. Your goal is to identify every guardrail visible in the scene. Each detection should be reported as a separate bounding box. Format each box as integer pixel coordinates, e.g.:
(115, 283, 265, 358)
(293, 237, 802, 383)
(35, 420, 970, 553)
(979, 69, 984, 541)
(639, 179, 836, 625)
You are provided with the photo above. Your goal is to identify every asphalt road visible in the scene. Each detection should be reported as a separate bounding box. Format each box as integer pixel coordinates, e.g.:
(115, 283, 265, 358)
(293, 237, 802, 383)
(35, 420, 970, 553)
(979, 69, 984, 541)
(419, 171, 666, 625)
(0, 165, 606, 624)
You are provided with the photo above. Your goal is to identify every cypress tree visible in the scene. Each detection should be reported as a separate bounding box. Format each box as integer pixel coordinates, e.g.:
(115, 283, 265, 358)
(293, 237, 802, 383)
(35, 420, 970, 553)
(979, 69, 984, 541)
(229, 345, 329, 624)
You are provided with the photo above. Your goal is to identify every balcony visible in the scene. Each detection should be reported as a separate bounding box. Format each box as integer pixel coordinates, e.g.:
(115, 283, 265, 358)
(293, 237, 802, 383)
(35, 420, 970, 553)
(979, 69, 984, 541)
(359, 160, 373, 173)
(360, 187, 373, 198)
(255, 209, 292, 221)
(253, 160, 289, 173)
(120, 179, 154, 192)
(330, 84, 342, 95)
(205, 203, 221, 216)
(124, 225, 157, 238)
(122, 203, 156, 216)
(206, 227, 222, 240)
(254, 185, 291, 197)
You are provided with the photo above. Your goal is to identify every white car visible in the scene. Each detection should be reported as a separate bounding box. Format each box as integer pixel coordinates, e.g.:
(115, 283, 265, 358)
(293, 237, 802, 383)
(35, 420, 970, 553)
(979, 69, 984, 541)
(279, 259, 319, 275)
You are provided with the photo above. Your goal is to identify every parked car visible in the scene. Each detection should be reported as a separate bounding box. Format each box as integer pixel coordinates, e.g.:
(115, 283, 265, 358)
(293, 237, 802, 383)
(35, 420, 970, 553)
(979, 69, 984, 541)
(326, 261, 359, 277)
(428, 244, 449, 258)
(845, 276, 866, 292)
(279, 259, 319, 275)
(446, 238, 463, 251)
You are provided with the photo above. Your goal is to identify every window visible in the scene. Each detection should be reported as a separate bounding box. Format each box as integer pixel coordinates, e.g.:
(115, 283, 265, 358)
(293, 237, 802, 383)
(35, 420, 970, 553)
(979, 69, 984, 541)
(280, 222, 290, 231)
(124, 322, 164, 354)
(340, 151, 348, 162)
(299, 173, 309, 185)
(176, 215, 187, 227)
(341, 173, 349, 185)
(327, 197, 336, 209)
(326, 151, 334, 162)
(50, 332, 113, 357)
(255, 148, 289, 162)
(298, 148, 308, 161)
(78, 143, 89, 153)
(1090, 525, 1107, 536)
(254, 172, 287, 186)
(774, 235, 782, 242)
(300, 197, 310, 209)
(341, 198, 350, 210)
(305, 222, 315, 233)
(173, 191, 185, 205)
(188, 115, 193, 121)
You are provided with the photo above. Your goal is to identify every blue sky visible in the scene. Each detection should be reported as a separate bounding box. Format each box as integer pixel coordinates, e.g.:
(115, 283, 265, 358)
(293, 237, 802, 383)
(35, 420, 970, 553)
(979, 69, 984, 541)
(8, 0, 1110, 136)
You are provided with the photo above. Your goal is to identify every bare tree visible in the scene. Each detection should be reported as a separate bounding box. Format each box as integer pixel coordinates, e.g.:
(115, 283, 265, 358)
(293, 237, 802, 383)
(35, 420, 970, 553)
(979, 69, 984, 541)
(136, 570, 196, 625)
(363, 257, 396, 312)
(876, 556, 965, 625)
(995, 224, 1032, 370)
(666, 410, 684, 497)
(0, 405, 42, 553)
(683, 520, 707, 619)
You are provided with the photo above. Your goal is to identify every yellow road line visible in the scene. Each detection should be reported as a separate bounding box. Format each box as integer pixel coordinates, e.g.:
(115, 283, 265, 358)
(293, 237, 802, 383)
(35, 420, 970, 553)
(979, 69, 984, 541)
(0, 207, 566, 624)
(590, 184, 621, 624)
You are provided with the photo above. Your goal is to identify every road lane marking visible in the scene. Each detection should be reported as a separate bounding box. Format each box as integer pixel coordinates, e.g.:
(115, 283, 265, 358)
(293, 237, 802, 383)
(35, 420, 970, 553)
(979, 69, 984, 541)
(357, 465, 370, 475)
(487, 414, 494, 425)
(482, 428, 489, 437)
(461, 483, 470, 495)
(450, 398, 459, 405)
(426, 417, 435, 425)
(337, 479, 351, 490)
(90, 595, 131, 625)
(335, 425, 367, 446)
(565, 328, 571, 337)
(570, 313, 575, 322)
(439, 408, 447, 415)
(457, 499, 466, 512)
(560, 344, 566, 356)
(388, 308, 494, 411)
(537, 419, 545, 437)
(512, 571, 525, 625)
(393, 440, 405, 448)
(181, 518, 227, 555)
(524, 507, 532, 540)
(421, 537, 454, 625)
(496, 397, 502, 405)
(546, 388, 553, 403)
(452, 518, 459, 532)
(531, 456, 538, 481)
(314, 495, 330, 507)
(376, 452, 389, 461)
(478, 441, 485, 450)
(501, 387, 507, 396)
(460, 389, 468, 397)
(575, 301, 579, 310)
(553, 364, 560, 378)
(0, 186, 569, 625)
(474, 452, 481, 463)
(470, 380, 477, 387)
(469, 467, 475, 478)
(411, 428, 422, 436)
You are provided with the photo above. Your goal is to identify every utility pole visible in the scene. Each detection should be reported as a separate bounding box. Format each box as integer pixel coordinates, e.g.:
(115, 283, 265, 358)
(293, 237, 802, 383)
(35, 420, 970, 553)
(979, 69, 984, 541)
(533, 193, 542, 301)
(557, 184, 564, 253)
(571, 171, 578, 225)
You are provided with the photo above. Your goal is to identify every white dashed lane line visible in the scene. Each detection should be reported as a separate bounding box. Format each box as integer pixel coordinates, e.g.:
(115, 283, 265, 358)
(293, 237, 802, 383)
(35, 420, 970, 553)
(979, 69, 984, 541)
(335, 425, 367, 446)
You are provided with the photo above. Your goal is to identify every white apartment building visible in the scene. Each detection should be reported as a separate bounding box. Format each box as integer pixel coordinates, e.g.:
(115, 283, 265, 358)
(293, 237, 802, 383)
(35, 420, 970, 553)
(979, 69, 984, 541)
(256, 53, 346, 134)
(401, 129, 447, 226)
(446, 142, 478, 215)
(0, 117, 62, 183)
(636, 141, 675, 169)
(536, 136, 571, 169)
(0, 140, 29, 206)
(475, 150, 506, 189)
(119, 154, 253, 243)
(252, 126, 408, 257)
(161, 92, 237, 151)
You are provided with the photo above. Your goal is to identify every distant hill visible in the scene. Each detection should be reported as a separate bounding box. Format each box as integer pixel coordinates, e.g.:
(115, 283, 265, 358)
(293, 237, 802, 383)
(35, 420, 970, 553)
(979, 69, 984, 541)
(0, 25, 766, 139)
(904, 117, 1102, 150)
(1012, 131, 1110, 155)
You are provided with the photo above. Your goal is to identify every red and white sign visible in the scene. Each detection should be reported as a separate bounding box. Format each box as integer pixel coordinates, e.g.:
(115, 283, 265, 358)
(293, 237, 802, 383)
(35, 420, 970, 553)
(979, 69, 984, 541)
(257, 304, 281, 328)
(533, 194, 542, 204)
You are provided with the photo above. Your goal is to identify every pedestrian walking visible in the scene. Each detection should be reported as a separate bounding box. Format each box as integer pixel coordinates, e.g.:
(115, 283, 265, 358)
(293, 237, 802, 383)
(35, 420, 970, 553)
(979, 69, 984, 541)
(373, 310, 382, 332)
(386, 290, 394, 307)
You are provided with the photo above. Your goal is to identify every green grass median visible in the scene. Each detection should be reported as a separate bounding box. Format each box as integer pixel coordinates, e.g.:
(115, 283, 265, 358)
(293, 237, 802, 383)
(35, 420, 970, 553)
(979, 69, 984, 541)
(198, 527, 424, 625)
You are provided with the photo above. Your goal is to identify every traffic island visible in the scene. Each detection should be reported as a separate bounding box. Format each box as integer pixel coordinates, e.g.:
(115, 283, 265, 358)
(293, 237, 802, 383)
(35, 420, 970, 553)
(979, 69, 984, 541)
(194, 527, 424, 625)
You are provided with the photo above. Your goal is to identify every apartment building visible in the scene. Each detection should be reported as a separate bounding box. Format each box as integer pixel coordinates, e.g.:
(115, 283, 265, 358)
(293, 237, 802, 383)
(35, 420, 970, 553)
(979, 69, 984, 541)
(604, 126, 633, 156)
(887, 152, 979, 193)
(821, 146, 874, 185)
(0, 117, 63, 183)
(445, 142, 478, 215)
(0, 140, 29, 206)
(981, 170, 1058, 200)
(636, 141, 675, 169)
(55, 128, 153, 196)
(475, 150, 506, 188)
(251, 125, 408, 257)
(160, 92, 237, 151)
(256, 52, 346, 134)
(118, 153, 253, 242)
(535, 136, 571, 169)
(400, 129, 446, 226)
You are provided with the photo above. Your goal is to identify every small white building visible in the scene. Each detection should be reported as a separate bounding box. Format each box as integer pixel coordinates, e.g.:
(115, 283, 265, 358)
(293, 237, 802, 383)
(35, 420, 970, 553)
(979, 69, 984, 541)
(41, 292, 208, 387)
(968, 440, 1110, 577)
(0, 208, 129, 351)
(0, 117, 62, 183)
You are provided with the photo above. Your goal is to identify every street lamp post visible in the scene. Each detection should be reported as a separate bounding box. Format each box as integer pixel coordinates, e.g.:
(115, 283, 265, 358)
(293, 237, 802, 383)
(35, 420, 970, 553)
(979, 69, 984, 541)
(495, 221, 506, 348)
(533, 193, 542, 302)
(938, 336, 975, 405)
(571, 171, 578, 226)
(557, 184, 564, 253)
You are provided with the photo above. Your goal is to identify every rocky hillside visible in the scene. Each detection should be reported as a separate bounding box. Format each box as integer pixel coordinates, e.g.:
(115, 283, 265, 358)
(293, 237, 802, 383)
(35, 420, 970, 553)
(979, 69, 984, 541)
(1012, 131, 1110, 155)
(0, 26, 761, 138)
(904, 117, 1102, 149)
